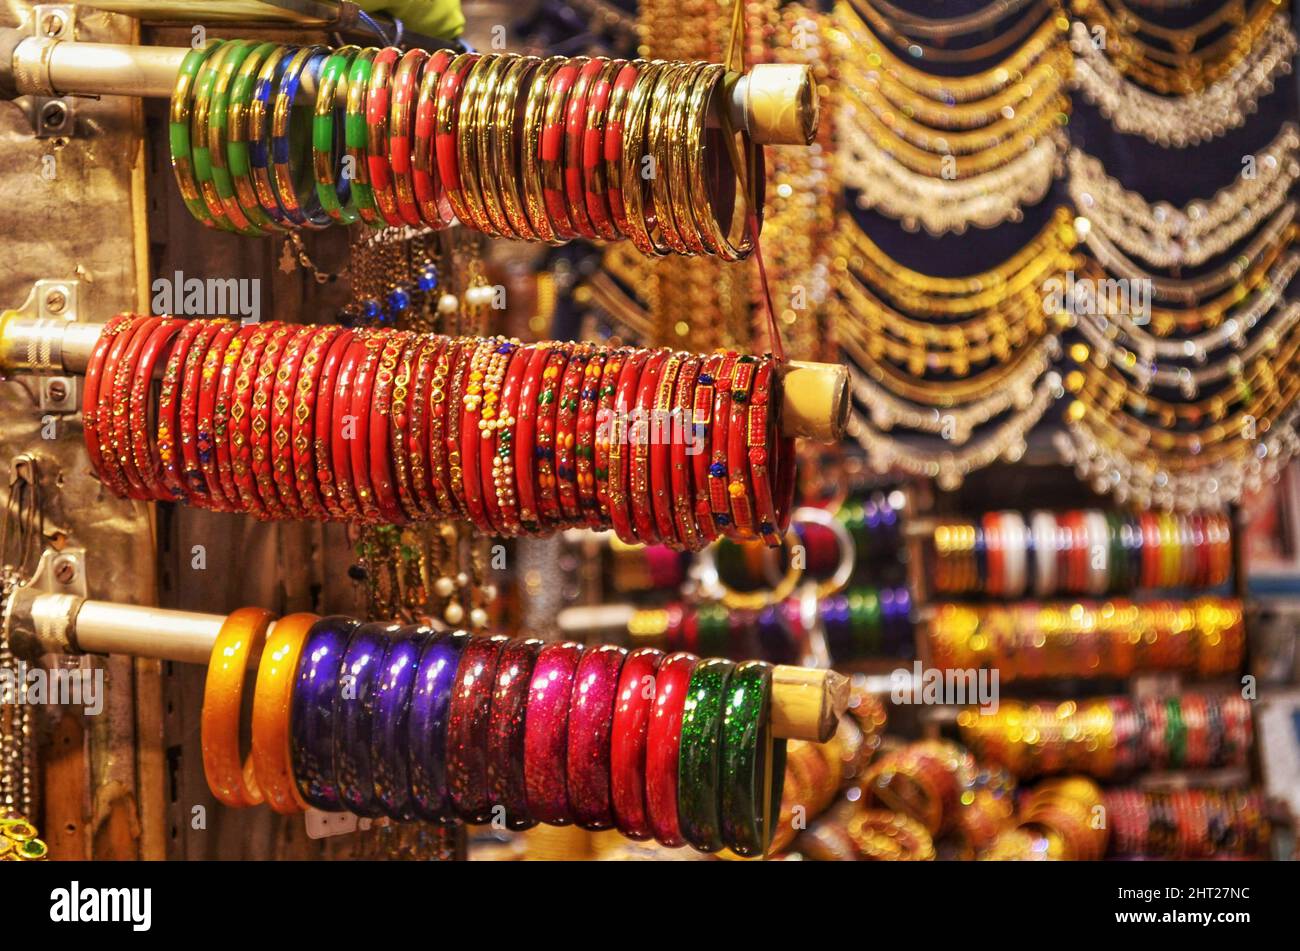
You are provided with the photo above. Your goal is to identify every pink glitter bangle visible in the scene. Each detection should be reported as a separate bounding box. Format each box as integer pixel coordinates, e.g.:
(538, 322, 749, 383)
(524, 640, 585, 825)
(565, 643, 627, 830)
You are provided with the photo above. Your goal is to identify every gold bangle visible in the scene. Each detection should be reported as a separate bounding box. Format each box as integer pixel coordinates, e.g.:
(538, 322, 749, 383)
(619, 60, 671, 255)
(202, 607, 274, 808)
(251, 612, 319, 814)
(521, 57, 566, 243)
(472, 52, 519, 237)
(646, 61, 696, 255)
(492, 54, 541, 240)
(457, 52, 504, 236)
(665, 62, 718, 255)
(679, 63, 727, 256)
(689, 68, 755, 262)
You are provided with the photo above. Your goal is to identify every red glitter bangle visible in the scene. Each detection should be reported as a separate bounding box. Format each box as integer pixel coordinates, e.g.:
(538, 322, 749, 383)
(428, 336, 462, 515)
(434, 52, 481, 230)
(492, 342, 532, 534)
(725, 356, 757, 539)
(525, 640, 585, 824)
(670, 354, 703, 550)
(604, 61, 640, 238)
(290, 325, 341, 519)
(388, 48, 428, 228)
(226, 323, 275, 518)
(574, 349, 607, 529)
(365, 46, 406, 227)
(592, 347, 627, 532)
(404, 335, 442, 519)
(562, 56, 606, 240)
(540, 58, 583, 240)
(607, 348, 649, 544)
(458, 338, 496, 533)
(583, 58, 624, 241)
(155, 317, 207, 501)
(313, 328, 356, 519)
(554, 345, 589, 524)
(610, 645, 663, 840)
(109, 315, 163, 499)
(645, 651, 699, 847)
(447, 633, 508, 822)
(81, 315, 134, 495)
(330, 333, 367, 520)
(129, 318, 184, 500)
(566, 643, 627, 829)
(369, 329, 415, 523)
(348, 330, 387, 523)
(534, 345, 572, 530)
(514, 343, 553, 531)
(487, 636, 543, 830)
(630, 348, 668, 543)
(248, 323, 297, 518)
(413, 50, 455, 229)
(708, 352, 739, 532)
(692, 352, 725, 544)
(650, 351, 683, 545)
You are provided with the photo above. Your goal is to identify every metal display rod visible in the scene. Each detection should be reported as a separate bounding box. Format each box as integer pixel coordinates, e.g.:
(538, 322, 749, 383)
(16, 593, 849, 742)
(1, 34, 819, 146)
(0, 315, 851, 441)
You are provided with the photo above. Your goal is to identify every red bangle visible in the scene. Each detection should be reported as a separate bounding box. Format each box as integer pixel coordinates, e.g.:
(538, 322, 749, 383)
(592, 347, 628, 533)
(81, 315, 134, 496)
(181, 320, 232, 508)
(1066, 510, 1089, 592)
(670, 354, 703, 549)
(191, 320, 239, 509)
(413, 50, 455, 229)
(386, 332, 424, 522)
(428, 336, 463, 516)
(447, 633, 508, 822)
(610, 645, 663, 840)
(264, 324, 315, 518)
(515, 343, 553, 531)
(726, 356, 758, 539)
(458, 338, 496, 533)
(435, 52, 481, 230)
(757, 357, 797, 542)
(477, 339, 522, 534)
(444, 334, 472, 518)
(540, 57, 583, 240)
(109, 315, 163, 499)
(567, 643, 627, 829)
(535, 346, 572, 530)
(645, 651, 699, 847)
(608, 348, 649, 544)
(575, 350, 607, 528)
(631, 348, 668, 542)
(708, 352, 739, 531)
(369, 330, 414, 524)
(604, 61, 640, 238)
(405, 335, 442, 519)
(129, 318, 184, 500)
(313, 327, 356, 520)
(226, 323, 274, 518)
(348, 330, 387, 523)
(554, 345, 589, 524)
(290, 325, 342, 519)
(389, 48, 428, 228)
(155, 317, 207, 501)
(525, 640, 585, 824)
(650, 352, 683, 544)
(365, 46, 406, 227)
(487, 636, 543, 830)
(330, 333, 367, 520)
(249, 324, 296, 519)
(563, 56, 606, 240)
(693, 352, 725, 543)
(492, 342, 532, 534)
(583, 58, 624, 241)
(983, 511, 1004, 596)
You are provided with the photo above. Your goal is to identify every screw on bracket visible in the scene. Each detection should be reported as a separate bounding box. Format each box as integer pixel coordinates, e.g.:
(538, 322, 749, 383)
(52, 554, 78, 586)
(41, 10, 66, 37)
(44, 288, 67, 315)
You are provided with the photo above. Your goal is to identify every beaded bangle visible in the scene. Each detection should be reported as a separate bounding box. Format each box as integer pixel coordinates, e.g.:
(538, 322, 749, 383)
(290, 615, 359, 810)
(250, 611, 318, 814)
(312, 45, 361, 225)
(707, 351, 739, 531)
(435, 52, 482, 229)
(477, 339, 521, 533)
(334, 621, 400, 818)
(202, 606, 275, 808)
(368, 330, 415, 523)
(492, 342, 531, 534)
(369, 625, 430, 821)
(404, 335, 442, 519)
(108, 315, 163, 499)
(129, 318, 184, 500)
(525, 641, 585, 824)
(610, 646, 664, 840)
(487, 637, 544, 830)
(540, 57, 585, 240)
(412, 49, 456, 229)
(535, 345, 572, 530)
(645, 651, 699, 847)
(459, 337, 499, 533)
(566, 643, 627, 829)
(249, 323, 296, 518)
(343, 47, 383, 228)
(563, 56, 607, 239)
(346, 332, 386, 522)
(155, 317, 207, 500)
(389, 48, 429, 227)
(649, 351, 683, 543)
(602, 60, 640, 237)
(514, 344, 552, 530)
(445, 634, 509, 822)
(554, 345, 590, 524)
(720, 660, 780, 857)
(726, 356, 758, 539)
(82, 316, 135, 497)
(574, 349, 607, 528)
(409, 630, 469, 822)
(366, 46, 407, 227)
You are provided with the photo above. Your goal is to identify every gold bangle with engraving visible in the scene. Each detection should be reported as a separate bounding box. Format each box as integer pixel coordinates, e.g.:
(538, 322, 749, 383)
(619, 60, 672, 256)
(521, 56, 566, 243)
(456, 52, 504, 236)
(493, 54, 541, 240)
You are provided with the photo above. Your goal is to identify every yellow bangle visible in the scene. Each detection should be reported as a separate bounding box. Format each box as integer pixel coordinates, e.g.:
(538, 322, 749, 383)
(202, 607, 274, 808)
(251, 612, 319, 815)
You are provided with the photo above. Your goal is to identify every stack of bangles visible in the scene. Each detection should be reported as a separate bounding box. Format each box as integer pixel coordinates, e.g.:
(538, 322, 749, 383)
(929, 597, 1245, 680)
(81, 315, 795, 549)
(170, 40, 759, 257)
(1106, 788, 1271, 859)
(838, 491, 904, 568)
(932, 510, 1233, 597)
(957, 693, 1253, 779)
(203, 611, 785, 856)
(981, 778, 1108, 862)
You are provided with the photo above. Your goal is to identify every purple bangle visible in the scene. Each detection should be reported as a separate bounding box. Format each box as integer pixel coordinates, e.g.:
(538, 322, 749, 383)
(566, 644, 627, 830)
(823, 594, 852, 663)
(408, 630, 470, 822)
(290, 615, 359, 811)
(370, 624, 434, 821)
(525, 641, 585, 825)
(447, 634, 509, 823)
(487, 637, 544, 830)
(756, 604, 798, 665)
(334, 621, 401, 818)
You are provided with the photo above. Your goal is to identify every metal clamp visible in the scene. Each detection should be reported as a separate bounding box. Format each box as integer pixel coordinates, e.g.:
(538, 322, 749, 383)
(7, 546, 88, 656)
(13, 5, 79, 137)
(0, 278, 82, 412)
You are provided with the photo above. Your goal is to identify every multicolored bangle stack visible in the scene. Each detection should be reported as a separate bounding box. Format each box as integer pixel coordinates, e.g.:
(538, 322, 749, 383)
(83, 316, 797, 549)
(930, 597, 1245, 681)
(170, 41, 760, 257)
(1106, 788, 1271, 859)
(932, 509, 1233, 597)
(981, 778, 1108, 862)
(202, 612, 787, 856)
(957, 693, 1253, 780)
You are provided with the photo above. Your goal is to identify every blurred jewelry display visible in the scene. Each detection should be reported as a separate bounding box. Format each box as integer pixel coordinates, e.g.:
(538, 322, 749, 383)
(0, 458, 40, 829)
(1106, 787, 1270, 858)
(981, 777, 1106, 860)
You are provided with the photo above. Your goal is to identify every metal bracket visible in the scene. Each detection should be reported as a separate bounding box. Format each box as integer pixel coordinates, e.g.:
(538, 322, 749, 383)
(19, 5, 79, 138)
(7, 546, 88, 657)
(2, 278, 81, 411)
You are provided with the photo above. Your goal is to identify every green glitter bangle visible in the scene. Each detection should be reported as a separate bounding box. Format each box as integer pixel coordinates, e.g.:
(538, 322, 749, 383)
(677, 657, 735, 852)
(720, 660, 779, 857)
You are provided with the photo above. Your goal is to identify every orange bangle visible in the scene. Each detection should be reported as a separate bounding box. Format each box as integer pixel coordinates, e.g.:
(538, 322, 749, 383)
(251, 612, 319, 814)
(202, 606, 274, 808)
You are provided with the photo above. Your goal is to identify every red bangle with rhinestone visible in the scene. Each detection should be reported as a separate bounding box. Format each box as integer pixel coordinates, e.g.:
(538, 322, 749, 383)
(250, 323, 296, 518)
(457, 338, 495, 532)
(428, 336, 462, 516)
(567, 643, 627, 829)
(608, 347, 649, 544)
(525, 640, 585, 824)
(225, 323, 274, 517)
(369, 330, 414, 523)
(554, 345, 589, 524)
(746, 358, 781, 545)
(388, 48, 428, 228)
(604, 61, 640, 237)
(583, 59, 624, 241)
(668, 354, 702, 549)
(180, 320, 230, 508)
(329, 333, 367, 520)
(514, 343, 553, 532)
(691, 352, 724, 543)
(725, 356, 758, 539)
(563, 57, 606, 240)
(610, 645, 663, 840)
(443, 334, 472, 519)
(535, 345, 572, 530)
(313, 327, 355, 519)
(155, 317, 206, 501)
(434, 52, 481, 230)
(487, 636, 543, 830)
(630, 348, 667, 542)
(477, 340, 521, 534)
(405, 335, 442, 519)
(592, 347, 627, 532)
(645, 651, 699, 847)
(540, 58, 583, 240)
(82, 315, 134, 493)
(289, 325, 341, 519)
(492, 341, 531, 534)
(575, 349, 607, 528)
(266, 324, 316, 518)
(190, 320, 239, 509)
(108, 315, 162, 499)
(365, 46, 406, 227)
(129, 318, 184, 500)
(649, 351, 683, 545)
(413, 50, 455, 229)
(348, 331, 387, 522)
(707, 351, 739, 532)
(388, 332, 426, 522)
(96, 315, 150, 499)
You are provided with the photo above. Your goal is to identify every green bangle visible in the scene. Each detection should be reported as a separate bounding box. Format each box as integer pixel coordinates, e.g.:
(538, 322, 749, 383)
(169, 40, 227, 229)
(226, 41, 285, 233)
(1165, 696, 1186, 768)
(192, 41, 258, 235)
(720, 660, 784, 857)
(677, 658, 735, 852)
(206, 39, 268, 235)
(345, 47, 384, 227)
(1106, 512, 1124, 593)
(696, 603, 730, 658)
(314, 45, 361, 224)
(854, 586, 883, 653)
